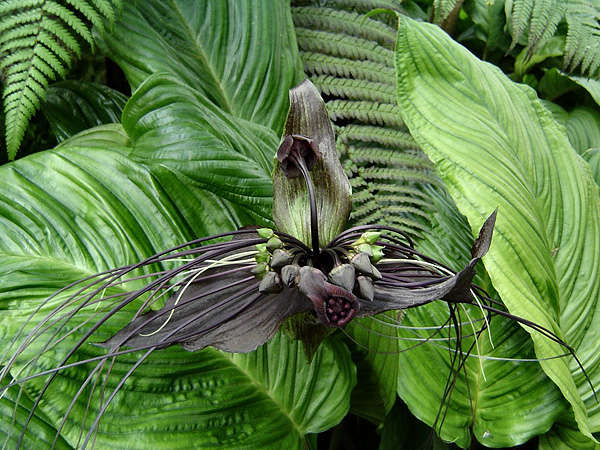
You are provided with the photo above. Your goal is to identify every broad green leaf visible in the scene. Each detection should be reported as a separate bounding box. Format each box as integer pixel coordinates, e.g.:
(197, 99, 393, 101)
(395, 14, 600, 446)
(98, 0, 304, 133)
(538, 68, 579, 101)
(541, 98, 570, 124)
(394, 186, 564, 448)
(569, 75, 600, 109)
(0, 133, 354, 448)
(343, 314, 399, 424)
(41, 81, 128, 143)
(54, 123, 131, 149)
(122, 73, 275, 227)
(228, 334, 355, 438)
(1, 376, 73, 449)
(583, 148, 600, 187)
(540, 419, 600, 450)
(514, 36, 565, 79)
(546, 103, 600, 156)
(563, 107, 600, 155)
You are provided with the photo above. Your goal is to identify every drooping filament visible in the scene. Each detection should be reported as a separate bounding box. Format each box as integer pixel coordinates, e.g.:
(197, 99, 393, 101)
(277, 135, 322, 257)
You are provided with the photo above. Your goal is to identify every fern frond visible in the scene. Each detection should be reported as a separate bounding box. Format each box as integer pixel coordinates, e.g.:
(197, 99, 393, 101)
(508, 0, 600, 77)
(301, 53, 395, 84)
(346, 145, 430, 167)
(340, 125, 418, 149)
(327, 101, 404, 127)
(295, 28, 394, 66)
(432, 0, 462, 24)
(320, 0, 419, 19)
(293, 7, 397, 47)
(357, 167, 439, 183)
(366, 183, 436, 199)
(293, 3, 439, 237)
(564, 1, 600, 75)
(315, 76, 397, 104)
(509, 0, 535, 45)
(0, 0, 122, 159)
(528, 0, 565, 51)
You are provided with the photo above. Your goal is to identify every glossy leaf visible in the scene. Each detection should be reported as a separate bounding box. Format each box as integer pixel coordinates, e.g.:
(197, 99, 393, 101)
(122, 73, 275, 227)
(343, 314, 399, 424)
(0, 375, 73, 449)
(98, 0, 304, 133)
(41, 81, 128, 142)
(0, 128, 354, 448)
(464, 0, 511, 53)
(395, 14, 600, 446)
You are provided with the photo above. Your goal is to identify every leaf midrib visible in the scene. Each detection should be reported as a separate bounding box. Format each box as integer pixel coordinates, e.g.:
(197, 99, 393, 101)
(221, 351, 307, 444)
(171, 1, 234, 117)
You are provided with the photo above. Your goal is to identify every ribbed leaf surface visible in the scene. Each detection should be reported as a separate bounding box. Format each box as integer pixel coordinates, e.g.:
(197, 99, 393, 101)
(563, 108, 600, 155)
(0, 128, 353, 448)
(583, 148, 600, 187)
(98, 0, 303, 133)
(394, 186, 565, 449)
(41, 81, 128, 142)
(122, 74, 275, 227)
(395, 15, 600, 447)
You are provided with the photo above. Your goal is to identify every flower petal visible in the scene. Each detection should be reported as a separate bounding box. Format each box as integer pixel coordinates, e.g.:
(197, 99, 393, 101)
(99, 267, 312, 353)
(297, 266, 359, 327)
(273, 80, 352, 247)
(360, 210, 497, 314)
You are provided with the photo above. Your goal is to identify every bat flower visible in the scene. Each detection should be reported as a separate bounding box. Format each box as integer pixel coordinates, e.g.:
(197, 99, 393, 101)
(2, 80, 593, 450)
(88, 79, 497, 355)
(0, 80, 499, 367)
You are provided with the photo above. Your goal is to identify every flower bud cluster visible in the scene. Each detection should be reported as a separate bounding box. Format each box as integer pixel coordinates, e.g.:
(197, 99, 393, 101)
(249, 229, 389, 327)
(348, 231, 385, 264)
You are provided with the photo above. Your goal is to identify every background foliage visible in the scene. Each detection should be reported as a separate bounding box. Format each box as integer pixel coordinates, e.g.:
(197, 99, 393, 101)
(1, 0, 600, 448)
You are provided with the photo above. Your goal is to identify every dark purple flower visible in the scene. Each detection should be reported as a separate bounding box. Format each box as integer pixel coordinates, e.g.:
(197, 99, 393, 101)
(1, 80, 590, 449)
(87, 80, 498, 356)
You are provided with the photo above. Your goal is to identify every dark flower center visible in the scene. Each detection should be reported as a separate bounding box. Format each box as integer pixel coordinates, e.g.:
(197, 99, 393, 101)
(325, 295, 354, 327)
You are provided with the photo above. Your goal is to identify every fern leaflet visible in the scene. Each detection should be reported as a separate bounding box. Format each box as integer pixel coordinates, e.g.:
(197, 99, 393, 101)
(0, 0, 122, 159)
(292, 4, 441, 237)
(508, 0, 600, 77)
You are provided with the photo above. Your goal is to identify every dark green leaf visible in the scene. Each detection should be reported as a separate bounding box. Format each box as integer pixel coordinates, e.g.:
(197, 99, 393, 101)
(0, 129, 353, 448)
(123, 73, 276, 228)
(98, 0, 304, 133)
(464, 0, 511, 53)
(538, 68, 579, 101)
(1, 375, 73, 449)
(41, 81, 128, 142)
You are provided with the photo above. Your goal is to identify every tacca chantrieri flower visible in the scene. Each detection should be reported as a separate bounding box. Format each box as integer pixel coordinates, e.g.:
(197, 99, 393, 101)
(0, 80, 507, 448)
